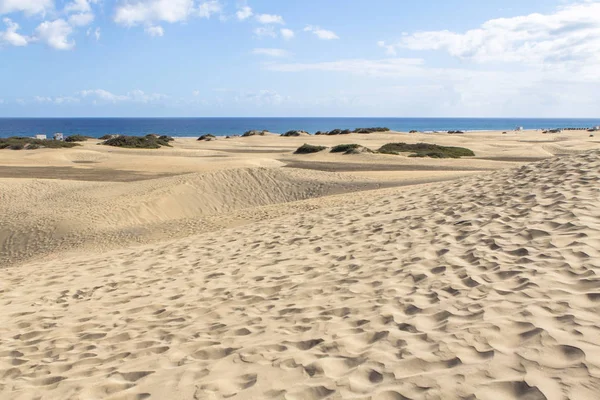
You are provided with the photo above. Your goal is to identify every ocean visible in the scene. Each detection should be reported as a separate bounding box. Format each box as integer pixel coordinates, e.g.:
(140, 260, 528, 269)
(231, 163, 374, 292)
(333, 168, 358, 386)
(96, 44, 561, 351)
(0, 118, 599, 138)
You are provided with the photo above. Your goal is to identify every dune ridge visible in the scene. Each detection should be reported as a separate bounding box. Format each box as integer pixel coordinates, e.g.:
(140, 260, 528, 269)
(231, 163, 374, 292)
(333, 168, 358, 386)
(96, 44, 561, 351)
(1, 151, 599, 399)
(0, 167, 395, 266)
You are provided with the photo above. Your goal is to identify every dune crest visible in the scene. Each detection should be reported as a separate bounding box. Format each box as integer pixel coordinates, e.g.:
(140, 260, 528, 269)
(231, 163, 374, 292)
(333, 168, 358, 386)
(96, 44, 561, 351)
(1, 151, 599, 399)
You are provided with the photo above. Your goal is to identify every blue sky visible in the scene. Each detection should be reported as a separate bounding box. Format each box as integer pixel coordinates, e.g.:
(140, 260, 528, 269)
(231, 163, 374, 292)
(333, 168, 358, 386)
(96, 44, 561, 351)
(0, 0, 599, 117)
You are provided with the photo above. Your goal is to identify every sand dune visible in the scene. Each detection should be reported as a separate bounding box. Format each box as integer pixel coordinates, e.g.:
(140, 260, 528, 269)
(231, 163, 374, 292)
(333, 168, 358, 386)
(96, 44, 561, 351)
(2, 151, 599, 399)
(0, 167, 399, 265)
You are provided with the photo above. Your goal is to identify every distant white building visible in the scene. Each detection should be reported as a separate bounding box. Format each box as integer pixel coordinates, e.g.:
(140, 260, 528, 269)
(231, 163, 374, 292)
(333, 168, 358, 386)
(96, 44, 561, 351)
(515, 126, 524, 131)
(594, 126, 600, 131)
(34, 134, 47, 140)
(53, 132, 64, 141)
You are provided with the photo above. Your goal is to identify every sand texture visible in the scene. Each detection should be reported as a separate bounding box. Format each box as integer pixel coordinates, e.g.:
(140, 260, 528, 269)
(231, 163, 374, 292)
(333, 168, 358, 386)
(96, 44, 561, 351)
(2, 146, 600, 399)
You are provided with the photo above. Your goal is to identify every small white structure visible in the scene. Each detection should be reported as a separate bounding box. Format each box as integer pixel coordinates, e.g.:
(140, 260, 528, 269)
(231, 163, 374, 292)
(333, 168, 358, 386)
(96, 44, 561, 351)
(594, 126, 600, 131)
(515, 126, 524, 131)
(35, 134, 47, 140)
(53, 132, 64, 141)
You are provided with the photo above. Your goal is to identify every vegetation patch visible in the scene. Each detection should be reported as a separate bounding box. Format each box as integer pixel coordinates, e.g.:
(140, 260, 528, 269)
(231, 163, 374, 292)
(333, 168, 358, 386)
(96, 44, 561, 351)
(0, 137, 80, 150)
(65, 134, 89, 142)
(99, 134, 117, 140)
(331, 144, 374, 155)
(242, 130, 268, 137)
(294, 144, 327, 154)
(281, 130, 309, 137)
(330, 144, 361, 153)
(198, 134, 216, 141)
(102, 135, 174, 149)
(353, 127, 390, 133)
(378, 142, 475, 158)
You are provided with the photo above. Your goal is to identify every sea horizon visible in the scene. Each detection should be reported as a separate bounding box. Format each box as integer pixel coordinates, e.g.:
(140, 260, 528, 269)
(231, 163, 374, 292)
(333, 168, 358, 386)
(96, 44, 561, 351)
(1, 117, 599, 138)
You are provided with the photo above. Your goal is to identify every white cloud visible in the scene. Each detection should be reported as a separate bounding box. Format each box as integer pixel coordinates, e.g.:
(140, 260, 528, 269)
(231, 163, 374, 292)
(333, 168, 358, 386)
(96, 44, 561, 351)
(280, 28, 294, 40)
(235, 89, 286, 106)
(197, 0, 221, 18)
(54, 96, 80, 104)
(0, 17, 29, 46)
(192, 90, 200, 96)
(80, 89, 129, 102)
(114, 0, 221, 34)
(35, 19, 74, 50)
(252, 48, 290, 57)
(262, 55, 600, 116)
(114, 0, 195, 26)
(253, 26, 276, 38)
(304, 25, 339, 40)
(34, 96, 52, 103)
(256, 13, 284, 24)
(145, 25, 164, 36)
(79, 89, 167, 103)
(35, 95, 79, 104)
(377, 40, 396, 56)
(395, 2, 600, 65)
(86, 26, 100, 40)
(267, 58, 426, 76)
(68, 12, 94, 27)
(236, 5, 252, 20)
(0, 0, 54, 16)
(64, 0, 94, 13)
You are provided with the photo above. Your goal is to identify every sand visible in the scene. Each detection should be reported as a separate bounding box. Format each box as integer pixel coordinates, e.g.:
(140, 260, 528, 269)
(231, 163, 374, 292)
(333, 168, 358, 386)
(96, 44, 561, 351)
(1, 130, 600, 399)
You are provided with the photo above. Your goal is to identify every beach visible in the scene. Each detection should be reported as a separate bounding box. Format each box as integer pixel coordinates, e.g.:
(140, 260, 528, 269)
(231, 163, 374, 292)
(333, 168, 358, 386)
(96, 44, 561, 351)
(1, 129, 600, 399)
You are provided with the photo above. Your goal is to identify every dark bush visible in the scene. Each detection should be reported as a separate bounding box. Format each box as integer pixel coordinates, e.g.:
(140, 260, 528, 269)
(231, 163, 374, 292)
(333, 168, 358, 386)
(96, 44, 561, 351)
(331, 144, 373, 154)
(65, 134, 88, 142)
(0, 137, 79, 150)
(281, 130, 309, 137)
(353, 127, 390, 133)
(242, 130, 267, 137)
(330, 144, 361, 153)
(102, 135, 171, 149)
(294, 144, 327, 154)
(198, 134, 216, 141)
(99, 134, 115, 140)
(409, 130, 418, 133)
(378, 142, 475, 158)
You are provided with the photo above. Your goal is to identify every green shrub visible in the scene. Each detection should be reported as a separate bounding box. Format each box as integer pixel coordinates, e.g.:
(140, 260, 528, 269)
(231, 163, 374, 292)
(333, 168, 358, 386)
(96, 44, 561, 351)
(353, 127, 390, 133)
(99, 134, 114, 140)
(282, 130, 309, 137)
(102, 135, 171, 149)
(378, 142, 475, 158)
(331, 144, 373, 154)
(242, 130, 267, 137)
(330, 144, 361, 153)
(294, 144, 327, 154)
(0, 137, 79, 150)
(65, 134, 88, 142)
(198, 134, 216, 141)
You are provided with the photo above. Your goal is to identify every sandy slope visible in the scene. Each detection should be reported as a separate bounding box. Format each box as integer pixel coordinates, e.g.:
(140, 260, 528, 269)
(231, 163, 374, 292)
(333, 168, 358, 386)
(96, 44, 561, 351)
(1, 151, 599, 399)
(0, 167, 400, 265)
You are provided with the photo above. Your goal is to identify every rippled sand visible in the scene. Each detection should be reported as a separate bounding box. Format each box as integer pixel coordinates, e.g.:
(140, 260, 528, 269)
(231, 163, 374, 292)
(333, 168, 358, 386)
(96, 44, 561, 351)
(2, 148, 600, 399)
